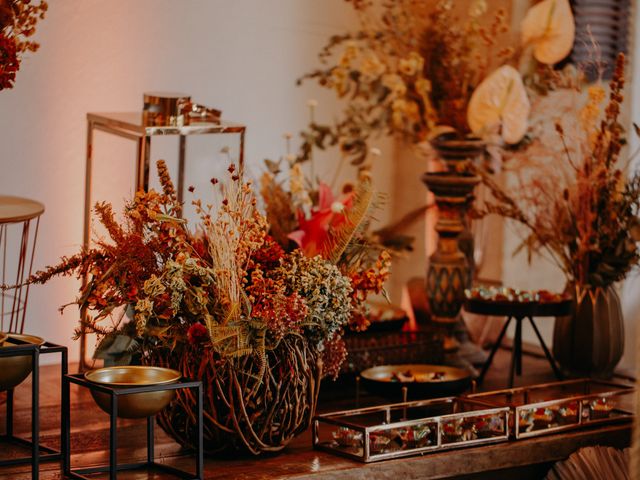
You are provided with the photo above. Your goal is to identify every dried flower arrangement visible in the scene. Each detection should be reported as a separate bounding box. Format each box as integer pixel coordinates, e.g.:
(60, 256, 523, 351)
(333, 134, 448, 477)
(260, 141, 390, 335)
(29, 160, 388, 376)
(297, 0, 575, 165)
(23, 157, 389, 453)
(478, 53, 640, 289)
(0, 0, 47, 90)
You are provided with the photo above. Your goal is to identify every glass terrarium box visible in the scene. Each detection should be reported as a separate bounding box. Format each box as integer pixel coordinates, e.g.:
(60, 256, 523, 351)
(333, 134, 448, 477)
(312, 397, 509, 462)
(467, 379, 634, 439)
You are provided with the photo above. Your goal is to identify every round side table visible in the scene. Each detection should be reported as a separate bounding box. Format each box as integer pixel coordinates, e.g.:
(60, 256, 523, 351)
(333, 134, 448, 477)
(0, 195, 45, 334)
(464, 298, 570, 388)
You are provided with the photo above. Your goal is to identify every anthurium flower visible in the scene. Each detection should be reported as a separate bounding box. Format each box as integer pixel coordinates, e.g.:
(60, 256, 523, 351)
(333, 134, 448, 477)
(521, 0, 575, 65)
(288, 183, 354, 257)
(467, 65, 530, 144)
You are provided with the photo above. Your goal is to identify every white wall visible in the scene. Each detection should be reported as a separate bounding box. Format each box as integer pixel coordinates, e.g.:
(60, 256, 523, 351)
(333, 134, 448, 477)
(0, 0, 397, 364)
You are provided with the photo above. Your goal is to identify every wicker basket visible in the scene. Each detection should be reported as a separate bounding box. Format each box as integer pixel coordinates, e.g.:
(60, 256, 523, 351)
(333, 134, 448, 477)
(144, 335, 322, 455)
(341, 330, 444, 375)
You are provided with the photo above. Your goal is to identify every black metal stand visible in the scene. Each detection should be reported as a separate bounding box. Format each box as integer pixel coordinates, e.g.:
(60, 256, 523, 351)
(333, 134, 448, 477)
(63, 374, 203, 480)
(477, 316, 564, 388)
(0, 339, 68, 480)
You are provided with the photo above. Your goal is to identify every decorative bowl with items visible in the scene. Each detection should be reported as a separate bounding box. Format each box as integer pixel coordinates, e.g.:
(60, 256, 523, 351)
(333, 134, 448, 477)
(464, 286, 572, 317)
(360, 364, 471, 400)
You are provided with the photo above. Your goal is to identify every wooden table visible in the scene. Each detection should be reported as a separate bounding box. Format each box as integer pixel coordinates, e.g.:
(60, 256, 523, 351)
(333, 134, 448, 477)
(0, 348, 632, 479)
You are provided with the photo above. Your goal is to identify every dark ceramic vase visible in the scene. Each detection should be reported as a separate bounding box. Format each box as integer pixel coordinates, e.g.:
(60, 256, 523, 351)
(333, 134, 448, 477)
(552, 284, 624, 378)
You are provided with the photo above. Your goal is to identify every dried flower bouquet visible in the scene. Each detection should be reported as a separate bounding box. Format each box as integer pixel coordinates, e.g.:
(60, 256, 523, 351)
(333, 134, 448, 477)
(25, 159, 389, 453)
(298, 0, 575, 165)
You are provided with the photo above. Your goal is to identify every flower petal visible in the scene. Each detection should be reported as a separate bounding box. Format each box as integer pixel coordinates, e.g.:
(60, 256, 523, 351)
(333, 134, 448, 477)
(467, 65, 530, 144)
(521, 0, 575, 65)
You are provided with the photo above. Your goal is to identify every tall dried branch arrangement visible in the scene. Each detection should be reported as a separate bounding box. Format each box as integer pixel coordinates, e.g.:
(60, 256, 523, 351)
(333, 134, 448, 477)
(476, 53, 640, 289)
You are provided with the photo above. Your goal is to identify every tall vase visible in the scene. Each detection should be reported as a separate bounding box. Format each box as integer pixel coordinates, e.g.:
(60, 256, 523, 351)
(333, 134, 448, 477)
(429, 137, 486, 279)
(552, 284, 624, 378)
(421, 170, 480, 347)
(421, 138, 483, 354)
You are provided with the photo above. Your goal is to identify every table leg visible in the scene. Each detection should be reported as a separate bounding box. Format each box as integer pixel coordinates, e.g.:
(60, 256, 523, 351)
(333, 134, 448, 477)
(515, 317, 523, 376)
(136, 136, 151, 192)
(239, 128, 246, 174)
(6, 388, 13, 436)
(196, 383, 203, 480)
(147, 416, 154, 464)
(110, 394, 117, 480)
(477, 316, 512, 386)
(60, 347, 68, 463)
(79, 121, 95, 372)
(32, 348, 39, 480)
(83, 121, 94, 252)
(177, 135, 186, 208)
(509, 317, 523, 388)
(528, 316, 564, 380)
(62, 376, 70, 476)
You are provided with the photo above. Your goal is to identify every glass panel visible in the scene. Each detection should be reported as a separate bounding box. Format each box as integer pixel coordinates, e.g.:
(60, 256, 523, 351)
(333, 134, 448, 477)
(518, 399, 580, 433)
(315, 422, 364, 459)
(441, 411, 507, 445)
(369, 421, 438, 457)
(584, 394, 633, 422)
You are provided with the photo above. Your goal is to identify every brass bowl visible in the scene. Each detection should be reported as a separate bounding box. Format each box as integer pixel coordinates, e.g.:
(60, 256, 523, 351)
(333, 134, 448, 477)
(84, 366, 181, 419)
(0, 333, 45, 392)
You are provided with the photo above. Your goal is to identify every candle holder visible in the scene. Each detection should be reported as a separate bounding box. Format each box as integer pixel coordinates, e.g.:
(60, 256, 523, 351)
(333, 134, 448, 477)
(0, 337, 68, 480)
(63, 373, 203, 480)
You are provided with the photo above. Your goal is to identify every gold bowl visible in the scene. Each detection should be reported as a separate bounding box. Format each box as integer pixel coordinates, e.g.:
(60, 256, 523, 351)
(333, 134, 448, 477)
(84, 366, 181, 419)
(0, 333, 45, 391)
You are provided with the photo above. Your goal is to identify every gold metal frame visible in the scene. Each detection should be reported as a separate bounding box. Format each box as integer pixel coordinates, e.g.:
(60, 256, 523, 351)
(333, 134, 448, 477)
(81, 112, 247, 370)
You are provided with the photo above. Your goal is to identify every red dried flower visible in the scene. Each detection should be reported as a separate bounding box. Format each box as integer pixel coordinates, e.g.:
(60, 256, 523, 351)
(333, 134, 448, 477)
(187, 322, 208, 345)
(0, 33, 19, 90)
(250, 235, 284, 268)
(126, 285, 138, 302)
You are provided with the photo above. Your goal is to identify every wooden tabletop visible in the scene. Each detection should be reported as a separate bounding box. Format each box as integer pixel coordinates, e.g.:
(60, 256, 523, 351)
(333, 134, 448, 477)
(0, 348, 632, 479)
(0, 195, 44, 223)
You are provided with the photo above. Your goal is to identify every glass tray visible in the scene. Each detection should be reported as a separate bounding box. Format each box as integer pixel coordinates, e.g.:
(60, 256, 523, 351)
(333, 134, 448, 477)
(467, 379, 634, 439)
(312, 397, 509, 462)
